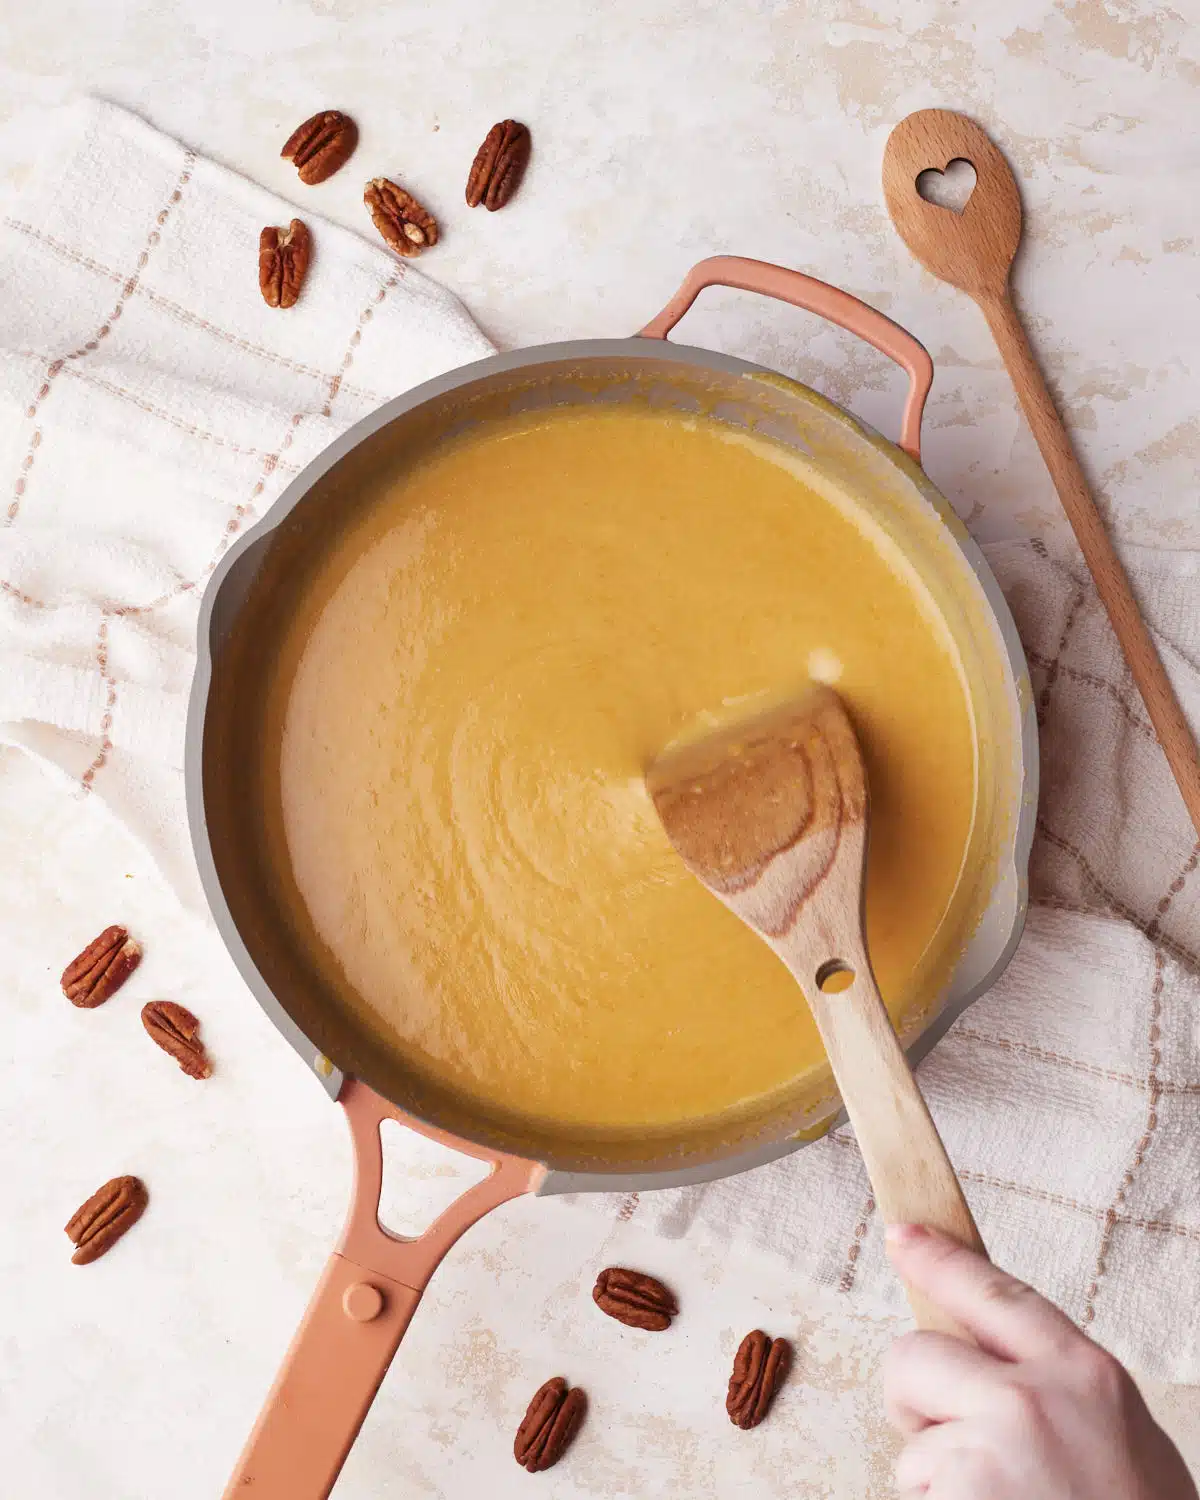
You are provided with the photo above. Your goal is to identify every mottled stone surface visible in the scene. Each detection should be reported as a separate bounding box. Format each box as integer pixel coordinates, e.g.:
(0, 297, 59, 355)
(1, 1, 1197, 1494)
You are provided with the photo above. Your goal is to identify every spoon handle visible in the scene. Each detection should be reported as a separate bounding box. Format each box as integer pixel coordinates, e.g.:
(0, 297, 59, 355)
(980, 289, 1200, 836)
(788, 943, 985, 1338)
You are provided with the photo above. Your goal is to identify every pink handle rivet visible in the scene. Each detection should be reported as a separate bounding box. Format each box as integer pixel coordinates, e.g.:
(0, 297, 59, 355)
(342, 1281, 385, 1322)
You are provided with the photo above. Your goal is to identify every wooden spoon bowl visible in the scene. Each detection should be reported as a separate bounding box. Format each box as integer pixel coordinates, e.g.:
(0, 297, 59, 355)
(883, 108, 1022, 301)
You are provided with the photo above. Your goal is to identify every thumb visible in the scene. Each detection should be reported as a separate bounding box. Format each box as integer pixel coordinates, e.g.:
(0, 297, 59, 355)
(886, 1223, 1077, 1361)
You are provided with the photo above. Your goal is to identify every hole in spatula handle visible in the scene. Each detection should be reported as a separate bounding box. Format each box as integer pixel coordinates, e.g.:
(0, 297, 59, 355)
(816, 959, 856, 994)
(916, 158, 977, 215)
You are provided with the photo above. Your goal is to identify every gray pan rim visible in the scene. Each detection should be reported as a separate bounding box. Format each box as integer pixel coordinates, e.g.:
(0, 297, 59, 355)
(186, 337, 1038, 1195)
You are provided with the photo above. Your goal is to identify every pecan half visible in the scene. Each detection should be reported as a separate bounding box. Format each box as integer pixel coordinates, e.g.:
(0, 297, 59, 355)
(364, 178, 439, 257)
(65, 1175, 148, 1265)
(259, 219, 311, 309)
(514, 1377, 586, 1473)
(466, 120, 531, 211)
(61, 925, 142, 1009)
(592, 1266, 678, 1331)
(281, 110, 358, 185)
(726, 1330, 792, 1429)
(142, 1001, 212, 1080)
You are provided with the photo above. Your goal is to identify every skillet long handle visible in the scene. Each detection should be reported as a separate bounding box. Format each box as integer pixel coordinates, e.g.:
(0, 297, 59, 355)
(222, 1253, 421, 1498)
(223, 1081, 543, 1500)
(792, 957, 986, 1339)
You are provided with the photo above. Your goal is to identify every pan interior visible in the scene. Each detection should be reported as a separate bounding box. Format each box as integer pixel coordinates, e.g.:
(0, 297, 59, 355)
(202, 356, 1018, 1173)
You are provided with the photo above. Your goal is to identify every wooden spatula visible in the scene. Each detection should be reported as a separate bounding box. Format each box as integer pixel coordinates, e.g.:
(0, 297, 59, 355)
(883, 108, 1200, 838)
(647, 685, 984, 1334)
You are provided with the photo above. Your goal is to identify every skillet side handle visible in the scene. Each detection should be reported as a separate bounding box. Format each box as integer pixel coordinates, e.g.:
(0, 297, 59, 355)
(638, 254, 933, 464)
(222, 1080, 543, 1500)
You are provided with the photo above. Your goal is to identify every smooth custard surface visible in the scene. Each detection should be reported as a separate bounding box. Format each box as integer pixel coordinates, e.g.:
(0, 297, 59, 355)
(267, 407, 978, 1133)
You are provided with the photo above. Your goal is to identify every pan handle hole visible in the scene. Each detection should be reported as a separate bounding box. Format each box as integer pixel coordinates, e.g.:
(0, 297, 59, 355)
(816, 959, 856, 994)
(915, 158, 977, 215)
(377, 1118, 491, 1239)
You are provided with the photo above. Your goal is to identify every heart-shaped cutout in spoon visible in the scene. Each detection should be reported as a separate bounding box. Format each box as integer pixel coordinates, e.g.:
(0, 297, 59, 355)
(915, 156, 977, 215)
(882, 110, 1020, 298)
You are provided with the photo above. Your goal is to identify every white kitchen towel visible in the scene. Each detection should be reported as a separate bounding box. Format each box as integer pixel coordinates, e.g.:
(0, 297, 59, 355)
(0, 98, 493, 900)
(3, 101, 1199, 1381)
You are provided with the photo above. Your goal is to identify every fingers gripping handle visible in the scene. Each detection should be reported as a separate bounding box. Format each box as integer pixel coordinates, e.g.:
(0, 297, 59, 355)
(222, 1081, 543, 1500)
(638, 255, 934, 464)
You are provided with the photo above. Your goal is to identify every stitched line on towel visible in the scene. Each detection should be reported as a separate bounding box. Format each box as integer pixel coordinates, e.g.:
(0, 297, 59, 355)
(142, 288, 388, 404)
(837, 1187, 876, 1294)
(1028, 538, 1093, 599)
(55, 363, 302, 470)
(5, 156, 196, 527)
(0, 578, 50, 610)
(3, 220, 125, 285)
(1146, 840, 1200, 942)
(957, 1173, 1200, 1243)
(834, 1157, 1200, 1244)
(1081, 951, 1164, 1326)
(182, 268, 406, 593)
(826, 1137, 1200, 1295)
(1025, 649, 1155, 743)
(1035, 893, 1200, 976)
(113, 268, 405, 620)
(825, 1150, 1100, 1257)
(0, 268, 403, 626)
(5, 205, 394, 792)
(1121, 1214, 1200, 1245)
(80, 614, 116, 791)
(1037, 822, 1161, 931)
(951, 1027, 1200, 1095)
(1036, 822, 1150, 930)
(5, 220, 390, 403)
(616, 1194, 640, 1222)
(317, 269, 404, 418)
(1035, 582, 1088, 729)
(957, 1170, 1103, 1220)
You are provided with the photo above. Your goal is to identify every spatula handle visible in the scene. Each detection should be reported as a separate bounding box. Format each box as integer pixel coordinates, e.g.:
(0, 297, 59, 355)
(797, 958, 985, 1337)
(981, 289, 1200, 837)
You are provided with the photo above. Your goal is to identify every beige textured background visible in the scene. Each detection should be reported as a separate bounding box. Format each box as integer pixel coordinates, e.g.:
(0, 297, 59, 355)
(1, 1, 1198, 1496)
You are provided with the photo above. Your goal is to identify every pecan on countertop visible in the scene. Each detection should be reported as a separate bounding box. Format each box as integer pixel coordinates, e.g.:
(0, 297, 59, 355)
(513, 1377, 586, 1473)
(281, 110, 358, 185)
(592, 1266, 678, 1331)
(259, 219, 311, 309)
(141, 1000, 212, 1079)
(726, 1329, 791, 1429)
(65, 1175, 148, 1265)
(466, 120, 531, 210)
(61, 925, 141, 1008)
(364, 178, 439, 257)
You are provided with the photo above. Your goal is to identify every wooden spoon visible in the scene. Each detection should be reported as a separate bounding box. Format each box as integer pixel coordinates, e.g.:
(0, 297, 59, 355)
(647, 685, 984, 1335)
(883, 109, 1200, 838)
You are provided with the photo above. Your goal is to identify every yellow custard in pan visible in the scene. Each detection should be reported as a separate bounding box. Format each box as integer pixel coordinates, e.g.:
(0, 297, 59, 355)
(264, 406, 978, 1133)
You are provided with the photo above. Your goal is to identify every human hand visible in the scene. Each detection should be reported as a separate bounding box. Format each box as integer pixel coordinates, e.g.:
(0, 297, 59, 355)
(882, 1223, 1197, 1499)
